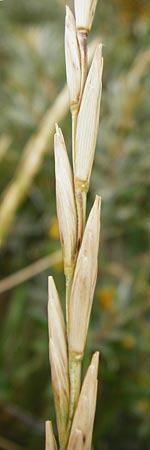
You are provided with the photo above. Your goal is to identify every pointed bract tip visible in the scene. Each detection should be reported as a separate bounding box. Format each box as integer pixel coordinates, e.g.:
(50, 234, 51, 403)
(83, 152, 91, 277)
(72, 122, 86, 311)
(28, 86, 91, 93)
(54, 124, 65, 148)
(48, 275, 53, 284)
(48, 276, 55, 300)
(90, 351, 99, 376)
(65, 4, 75, 29)
(55, 123, 59, 135)
(98, 42, 103, 55)
(45, 419, 51, 429)
(45, 420, 53, 433)
(95, 195, 101, 209)
(65, 5, 69, 23)
(45, 421, 57, 450)
(65, 4, 71, 18)
(93, 43, 103, 66)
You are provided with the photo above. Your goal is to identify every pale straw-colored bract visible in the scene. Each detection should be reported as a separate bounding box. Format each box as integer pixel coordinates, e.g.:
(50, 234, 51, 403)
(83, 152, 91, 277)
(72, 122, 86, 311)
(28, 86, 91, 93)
(45, 421, 57, 450)
(46, 1, 103, 449)
(69, 196, 101, 356)
(54, 125, 77, 274)
(67, 352, 99, 450)
(48, 277, 68, 388)
(74, 0, 98, 32)
(65, 6, 81, 107)
(75, 45, 103, 185)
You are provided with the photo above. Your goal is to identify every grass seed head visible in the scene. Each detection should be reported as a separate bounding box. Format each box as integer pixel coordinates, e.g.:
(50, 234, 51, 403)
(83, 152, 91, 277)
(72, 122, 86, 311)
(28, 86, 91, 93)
(47, 0, 103, 445)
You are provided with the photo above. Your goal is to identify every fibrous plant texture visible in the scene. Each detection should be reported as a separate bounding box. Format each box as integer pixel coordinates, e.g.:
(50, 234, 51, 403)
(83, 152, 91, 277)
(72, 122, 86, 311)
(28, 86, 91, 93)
(46, 1, 103, 449)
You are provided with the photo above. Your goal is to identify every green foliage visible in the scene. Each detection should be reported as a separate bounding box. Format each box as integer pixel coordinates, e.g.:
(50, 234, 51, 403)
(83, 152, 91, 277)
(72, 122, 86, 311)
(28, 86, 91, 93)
(0, 0, 149, 449)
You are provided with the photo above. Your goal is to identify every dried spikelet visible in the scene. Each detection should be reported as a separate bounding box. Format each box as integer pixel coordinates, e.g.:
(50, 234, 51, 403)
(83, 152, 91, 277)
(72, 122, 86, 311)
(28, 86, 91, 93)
(67, 352, 99, 450)
(48, 276, 68, 385)
(74, 44, 103, 188)
(54, 124, 77, 273)
(45, 421, 58, 450)
(65, 6, 81, 108)
(48, 277, 69, 445)
(74, 0, 97, 32)
(49, 338, 69, 445)
(69, 196, 101, 355)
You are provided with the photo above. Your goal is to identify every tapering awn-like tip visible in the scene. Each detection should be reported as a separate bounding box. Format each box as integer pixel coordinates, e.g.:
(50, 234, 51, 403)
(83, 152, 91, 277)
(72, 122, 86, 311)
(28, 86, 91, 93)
(45, 421, 58, 450)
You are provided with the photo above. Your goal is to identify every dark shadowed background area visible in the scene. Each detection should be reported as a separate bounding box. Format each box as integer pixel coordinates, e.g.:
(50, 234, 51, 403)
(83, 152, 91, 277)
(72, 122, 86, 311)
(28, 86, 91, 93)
(0, 0, 150, 449)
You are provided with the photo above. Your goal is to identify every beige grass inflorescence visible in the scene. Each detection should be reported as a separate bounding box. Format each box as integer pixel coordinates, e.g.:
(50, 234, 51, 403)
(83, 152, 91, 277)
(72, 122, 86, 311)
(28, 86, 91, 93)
(46, 1, 103, 449)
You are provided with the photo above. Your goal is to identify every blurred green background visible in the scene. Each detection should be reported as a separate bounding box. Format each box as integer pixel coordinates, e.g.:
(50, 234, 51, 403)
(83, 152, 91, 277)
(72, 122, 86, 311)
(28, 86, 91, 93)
(0, 0, 150, 449)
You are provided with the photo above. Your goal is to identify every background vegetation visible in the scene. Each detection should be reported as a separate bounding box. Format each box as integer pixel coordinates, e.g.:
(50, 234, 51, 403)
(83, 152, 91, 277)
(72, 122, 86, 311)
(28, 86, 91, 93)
(0, 0, 149, 449)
